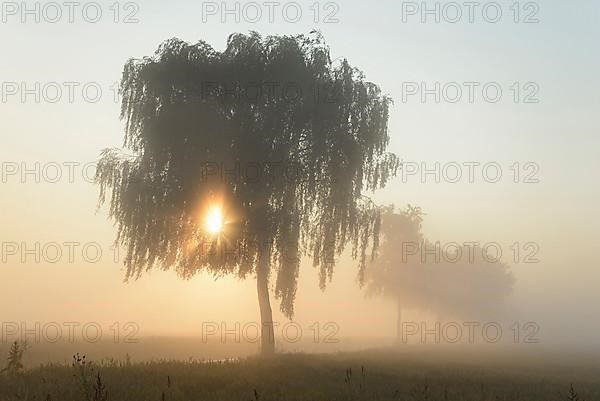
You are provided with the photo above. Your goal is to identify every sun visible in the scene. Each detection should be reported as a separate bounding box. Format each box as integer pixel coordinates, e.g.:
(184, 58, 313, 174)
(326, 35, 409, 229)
(205, 206, 224, 235)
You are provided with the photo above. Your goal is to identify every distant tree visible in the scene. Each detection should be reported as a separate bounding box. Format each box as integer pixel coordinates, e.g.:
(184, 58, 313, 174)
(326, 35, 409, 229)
(366, 206, 515, 339)
(96, 32, 399, 355)
(365, 205, 423, 337)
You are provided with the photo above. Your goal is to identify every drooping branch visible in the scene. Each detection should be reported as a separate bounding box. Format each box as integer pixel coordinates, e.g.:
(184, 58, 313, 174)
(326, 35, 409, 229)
(96, 32, 399, 318)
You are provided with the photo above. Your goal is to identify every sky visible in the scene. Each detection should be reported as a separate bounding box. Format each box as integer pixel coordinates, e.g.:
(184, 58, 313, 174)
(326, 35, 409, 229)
(0, 0, 599, 350)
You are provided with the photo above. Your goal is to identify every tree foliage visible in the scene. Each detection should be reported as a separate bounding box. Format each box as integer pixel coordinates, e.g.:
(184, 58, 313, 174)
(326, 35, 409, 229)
(96, 32, 399, 318)
(366, 206, 515, 319)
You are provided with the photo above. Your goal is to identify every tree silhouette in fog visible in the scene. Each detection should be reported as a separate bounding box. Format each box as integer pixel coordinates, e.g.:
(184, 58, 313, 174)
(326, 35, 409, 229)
(366, 206, 515, 339)
(96, 32, 399, 355)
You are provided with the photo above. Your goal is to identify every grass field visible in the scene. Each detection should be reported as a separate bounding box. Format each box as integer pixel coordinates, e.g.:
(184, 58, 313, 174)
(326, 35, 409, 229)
(0, 340, 598, 401)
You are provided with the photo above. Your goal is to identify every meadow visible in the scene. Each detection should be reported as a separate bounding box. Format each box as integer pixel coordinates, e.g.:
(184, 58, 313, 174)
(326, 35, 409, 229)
(0, 339, 598, 401)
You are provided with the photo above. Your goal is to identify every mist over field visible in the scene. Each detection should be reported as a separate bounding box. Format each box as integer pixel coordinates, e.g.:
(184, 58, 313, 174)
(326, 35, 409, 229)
(1, 0, 599, 400)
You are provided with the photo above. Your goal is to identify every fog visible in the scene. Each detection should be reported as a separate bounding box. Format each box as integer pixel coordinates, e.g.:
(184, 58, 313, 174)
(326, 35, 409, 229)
(1, 0, 599, 377)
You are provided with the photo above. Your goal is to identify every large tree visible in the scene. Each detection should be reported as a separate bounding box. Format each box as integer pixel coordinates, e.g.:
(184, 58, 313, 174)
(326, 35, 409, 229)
(96, 32, 399, 355)
(366, 206, 515, 340)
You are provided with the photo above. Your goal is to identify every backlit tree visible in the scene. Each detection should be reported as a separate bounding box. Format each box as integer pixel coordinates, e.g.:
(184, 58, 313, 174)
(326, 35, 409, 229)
(96, 32, 399, 354)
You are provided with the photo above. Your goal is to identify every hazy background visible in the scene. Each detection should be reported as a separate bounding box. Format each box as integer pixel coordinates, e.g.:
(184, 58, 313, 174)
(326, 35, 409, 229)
(0, 0, 599, 354)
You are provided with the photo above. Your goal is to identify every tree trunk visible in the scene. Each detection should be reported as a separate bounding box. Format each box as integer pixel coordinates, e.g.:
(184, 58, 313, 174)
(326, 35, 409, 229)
(257, 247, 275, 356)
(396, 299, 402, 343)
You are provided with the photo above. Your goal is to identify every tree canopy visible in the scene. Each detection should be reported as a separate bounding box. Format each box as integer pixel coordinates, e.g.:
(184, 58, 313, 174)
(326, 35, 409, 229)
(96, 32, 399, 319)
(366, 206, 515, 320)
